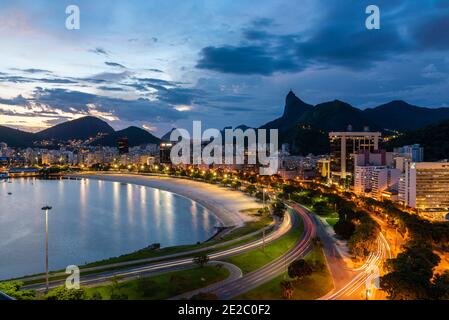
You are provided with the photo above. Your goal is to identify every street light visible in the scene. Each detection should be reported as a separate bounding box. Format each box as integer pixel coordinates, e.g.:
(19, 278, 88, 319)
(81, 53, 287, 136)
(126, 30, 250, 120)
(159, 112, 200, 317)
(366, 288, 371, 300)
(41, 205, 52, 292)
(263, 188, 267, 209)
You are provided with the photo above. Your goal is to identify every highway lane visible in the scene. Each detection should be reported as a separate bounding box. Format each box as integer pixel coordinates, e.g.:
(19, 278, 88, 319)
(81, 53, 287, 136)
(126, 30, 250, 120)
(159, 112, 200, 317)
(299, 204, 392, 300)
(168, 262, 243, 300)
(186, 203, 316, 300)
(24, 210, 293, 292)
(19, 215, 278, 283)
(319, 232, 391, 300)
(306, 206, 356, 291)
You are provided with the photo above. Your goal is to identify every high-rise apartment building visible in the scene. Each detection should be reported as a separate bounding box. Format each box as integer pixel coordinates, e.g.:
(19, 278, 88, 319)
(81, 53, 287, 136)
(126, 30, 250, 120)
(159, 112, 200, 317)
(394, 144, 424, 163)
(399, 162, 449, 217)
(354, 165, 401, 199)
(329, 131, 381, 182)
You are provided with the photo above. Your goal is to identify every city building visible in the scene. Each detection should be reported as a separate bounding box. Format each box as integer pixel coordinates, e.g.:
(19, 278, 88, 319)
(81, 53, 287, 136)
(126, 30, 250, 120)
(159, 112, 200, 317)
(399, 161, 449, 219)
(394, 144, 424, 162)
(117, 137, 129, 155)
(329, 131, 381, 183)
(354, 149, 394, 167)
(354, 165, 401, 199)
(160, 142, 173, 164)
(317, 158, 331, 181)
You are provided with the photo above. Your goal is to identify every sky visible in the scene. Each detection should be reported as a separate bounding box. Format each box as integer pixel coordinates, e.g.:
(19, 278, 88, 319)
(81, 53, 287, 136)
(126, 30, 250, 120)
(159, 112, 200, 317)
(0, 0, 449, 136)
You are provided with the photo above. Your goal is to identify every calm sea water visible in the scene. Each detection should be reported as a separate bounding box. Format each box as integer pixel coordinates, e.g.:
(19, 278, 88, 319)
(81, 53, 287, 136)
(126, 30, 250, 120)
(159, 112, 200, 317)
(0, 178, 220, 280)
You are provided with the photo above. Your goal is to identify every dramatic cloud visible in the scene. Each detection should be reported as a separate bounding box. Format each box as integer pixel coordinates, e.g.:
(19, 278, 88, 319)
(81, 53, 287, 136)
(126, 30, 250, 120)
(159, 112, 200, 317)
(2, 0, 449, 134)
(197, 45, 304, 75)
(1, 87, 188, 124)
(413, 11, 449, 50)
(196, 1, 449, 75)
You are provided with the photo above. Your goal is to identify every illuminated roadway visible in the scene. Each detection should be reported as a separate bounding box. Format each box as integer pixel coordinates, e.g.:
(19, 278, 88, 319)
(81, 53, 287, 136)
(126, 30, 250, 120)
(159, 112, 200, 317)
(23, 197, 390, 300)
(23, 208, 295, 292)
(309, 201, 392, 301)
(187, 203, 316, 300)
(319, 233, 391, 300)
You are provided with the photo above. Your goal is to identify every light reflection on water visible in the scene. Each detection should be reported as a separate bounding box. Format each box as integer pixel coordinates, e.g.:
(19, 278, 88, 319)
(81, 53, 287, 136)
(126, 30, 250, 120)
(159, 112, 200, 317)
(0, 178, 219, 280)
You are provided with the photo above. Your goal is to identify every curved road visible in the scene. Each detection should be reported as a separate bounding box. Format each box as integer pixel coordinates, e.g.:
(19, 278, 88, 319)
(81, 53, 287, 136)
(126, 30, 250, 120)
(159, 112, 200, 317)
(319, 233, 390, 300)
(168, 261, 243, 300)
(24, 210, 294, 292)
(185, 203, 316, 300)
(309, 202, 392, 301)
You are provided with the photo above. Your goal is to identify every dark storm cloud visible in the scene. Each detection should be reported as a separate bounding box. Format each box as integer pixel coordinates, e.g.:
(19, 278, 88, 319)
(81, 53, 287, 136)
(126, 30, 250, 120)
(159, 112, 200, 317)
(196, 1, 449, 75)
(297, 27, 405, 69)
(413, 11, 449, 50)
(197, 45, 303, 75)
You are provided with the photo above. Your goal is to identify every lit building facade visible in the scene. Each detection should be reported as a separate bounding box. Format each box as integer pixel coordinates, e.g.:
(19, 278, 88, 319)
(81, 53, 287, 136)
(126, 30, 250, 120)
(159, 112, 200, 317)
(329, 131, 381, 183)
(399, 162, 449, 217)
(354, 165, 401, 200)
(394, 144, 424, 163)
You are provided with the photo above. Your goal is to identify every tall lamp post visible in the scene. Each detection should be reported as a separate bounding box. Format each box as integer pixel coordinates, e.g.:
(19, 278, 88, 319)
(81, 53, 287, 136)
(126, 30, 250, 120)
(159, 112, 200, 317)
(263, 188, 267, 209)
(41, 205, 52, 292)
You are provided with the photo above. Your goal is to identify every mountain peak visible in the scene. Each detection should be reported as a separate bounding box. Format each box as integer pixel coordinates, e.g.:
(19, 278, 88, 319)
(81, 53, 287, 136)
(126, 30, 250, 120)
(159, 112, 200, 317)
(282, 90, 310, 118)
(122, 126, 141, 131)
(286, 89, 295, 98)
(37, 116, 115, 141)
(260, 90, 312, 131)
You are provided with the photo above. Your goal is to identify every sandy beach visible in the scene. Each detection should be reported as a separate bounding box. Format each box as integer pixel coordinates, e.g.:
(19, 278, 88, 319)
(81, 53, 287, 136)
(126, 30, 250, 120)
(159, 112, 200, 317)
(71, 173, 260, 227)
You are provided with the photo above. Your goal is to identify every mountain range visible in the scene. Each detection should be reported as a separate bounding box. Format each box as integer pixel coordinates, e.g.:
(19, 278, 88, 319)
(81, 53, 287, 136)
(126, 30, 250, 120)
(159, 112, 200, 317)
(1, 91, 449, 156)
(0, 116, 160, 148)
(258, 91, 449, 156)
(260, 90, 449, 133)
(38, 116, 115, 141)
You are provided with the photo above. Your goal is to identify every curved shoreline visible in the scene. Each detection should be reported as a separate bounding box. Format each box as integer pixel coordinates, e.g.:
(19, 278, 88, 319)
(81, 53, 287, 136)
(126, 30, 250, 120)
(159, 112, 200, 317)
(69, 173, 259, 228)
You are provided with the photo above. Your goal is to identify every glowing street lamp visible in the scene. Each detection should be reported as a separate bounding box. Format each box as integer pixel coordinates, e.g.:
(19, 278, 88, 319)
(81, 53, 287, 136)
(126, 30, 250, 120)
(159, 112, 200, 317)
(366, 288, 371, 300)
(41, 205, 52, 292)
